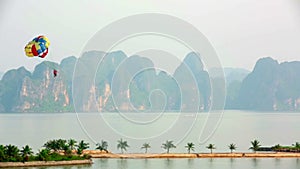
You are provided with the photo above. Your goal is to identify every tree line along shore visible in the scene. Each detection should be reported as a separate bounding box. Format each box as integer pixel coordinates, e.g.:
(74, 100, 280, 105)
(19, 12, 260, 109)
(1, 138, 300, 167)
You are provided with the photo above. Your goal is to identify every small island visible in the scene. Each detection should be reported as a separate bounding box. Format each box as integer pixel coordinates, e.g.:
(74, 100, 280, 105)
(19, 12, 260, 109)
(0, 139, 92, 168)
(86, 152, 300, 159)
(1, 138, 300, 168)
(85, 139, 300, 159)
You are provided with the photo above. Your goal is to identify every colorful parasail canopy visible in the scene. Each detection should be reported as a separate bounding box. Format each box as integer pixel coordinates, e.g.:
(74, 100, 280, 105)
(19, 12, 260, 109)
(24, 35, 50, 58)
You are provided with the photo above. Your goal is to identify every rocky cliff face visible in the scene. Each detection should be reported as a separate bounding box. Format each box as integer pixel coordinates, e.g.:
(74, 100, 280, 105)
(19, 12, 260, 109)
(1, 52, 298, 112)
(0, 51, 211, 112)
(72, 51, 190, 112)
(0, 67, 31, 112)
(13, 62, 72, 112)
(174, 52, 211, 111)
(237, 57, 300, 111)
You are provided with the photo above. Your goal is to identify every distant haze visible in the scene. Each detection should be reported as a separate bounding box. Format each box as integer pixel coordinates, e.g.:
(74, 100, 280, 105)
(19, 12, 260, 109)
(0, 0, 300, 72)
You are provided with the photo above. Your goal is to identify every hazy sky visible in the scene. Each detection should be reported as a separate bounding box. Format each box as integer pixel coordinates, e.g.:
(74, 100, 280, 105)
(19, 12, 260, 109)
(0, 0, 300, 72)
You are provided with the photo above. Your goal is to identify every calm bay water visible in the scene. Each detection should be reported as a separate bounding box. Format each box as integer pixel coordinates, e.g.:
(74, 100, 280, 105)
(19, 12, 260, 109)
(1, 110, 300, 169)
(10, 158, 300, 169)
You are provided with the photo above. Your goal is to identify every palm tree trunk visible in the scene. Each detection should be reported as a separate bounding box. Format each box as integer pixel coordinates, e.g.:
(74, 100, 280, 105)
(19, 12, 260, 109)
(25, 155, 29, 162)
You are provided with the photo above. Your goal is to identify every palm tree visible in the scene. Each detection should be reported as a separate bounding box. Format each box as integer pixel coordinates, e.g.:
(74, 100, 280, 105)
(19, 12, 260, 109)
(43, 139, 59, 152)
(63, 144, 72, 155)
(272, 144, 282, 152)
(96, 140, 109, 153)
(141, 143, 151, 153)
(249, 139, 261, 153)
(228, 143, 237, 153)
(77, 140, 89, 155)
(206, 144, 216, 154)
(57, 139, 67, 151)
(37, 149, 50, 161)
(43, 140, 55, 152)
(293, 142, 300, 152)
(162, 140, 176, 153)
(43, 139, 69, 153)
(185, 142, 195, 154)
(68, 139, 77, 151)
(117, 138, 129, 154)
(0, 145, 6, 162)
(20, 145, 33, 161)
(5, 144, 20, 161)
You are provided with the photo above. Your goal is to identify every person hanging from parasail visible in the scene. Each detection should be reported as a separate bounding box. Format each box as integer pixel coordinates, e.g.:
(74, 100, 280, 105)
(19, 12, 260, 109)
(53, 69, 58, 77)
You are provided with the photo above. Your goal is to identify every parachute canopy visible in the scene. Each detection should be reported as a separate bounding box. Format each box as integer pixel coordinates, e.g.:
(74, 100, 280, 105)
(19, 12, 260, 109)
(24, 35, 50, 58)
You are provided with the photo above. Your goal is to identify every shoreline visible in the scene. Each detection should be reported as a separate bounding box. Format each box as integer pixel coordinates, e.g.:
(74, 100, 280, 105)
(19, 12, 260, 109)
(2, 152, 300, 168)
(87, 152, 300, 159)
(0, 159, 93, 168)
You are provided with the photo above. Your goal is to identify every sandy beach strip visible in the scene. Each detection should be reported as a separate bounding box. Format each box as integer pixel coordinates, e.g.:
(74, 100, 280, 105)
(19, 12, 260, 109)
(0, 159, 93, 168)
(88, 152, 300, 159)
